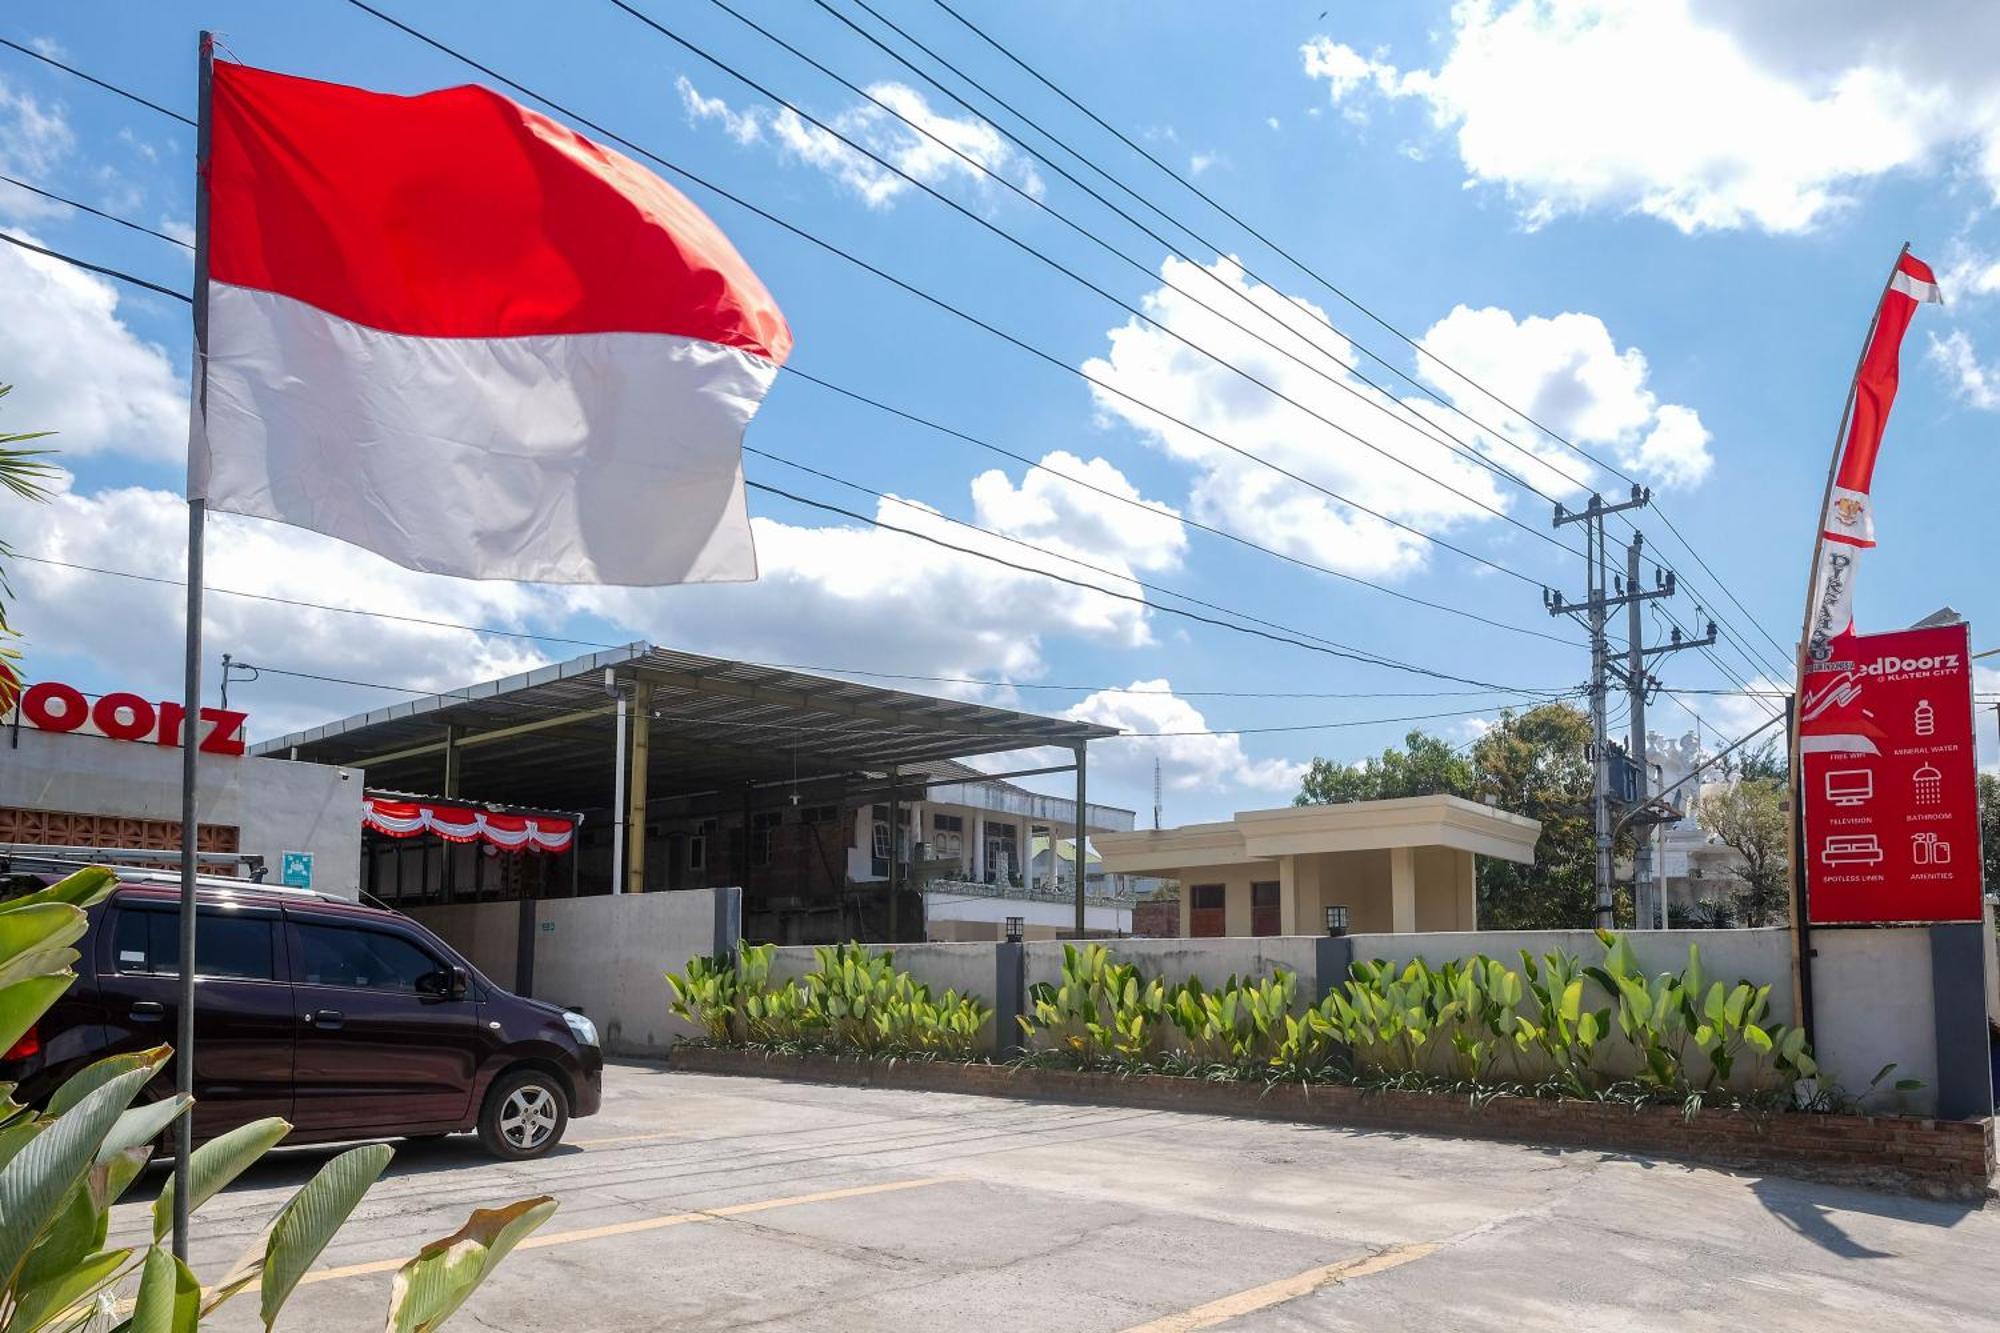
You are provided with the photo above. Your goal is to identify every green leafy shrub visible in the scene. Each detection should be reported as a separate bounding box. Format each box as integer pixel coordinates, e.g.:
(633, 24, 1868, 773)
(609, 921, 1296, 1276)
(670, 941, 991, 1059)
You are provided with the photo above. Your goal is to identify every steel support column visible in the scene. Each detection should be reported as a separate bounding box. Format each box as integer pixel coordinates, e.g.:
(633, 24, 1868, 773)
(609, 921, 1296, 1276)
(625, 678, 652, 895)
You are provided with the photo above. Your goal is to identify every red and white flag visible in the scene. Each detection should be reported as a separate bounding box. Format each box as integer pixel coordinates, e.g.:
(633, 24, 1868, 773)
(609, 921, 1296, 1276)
(191, 62, 791, 585)
(1803, 249, 1940, 664)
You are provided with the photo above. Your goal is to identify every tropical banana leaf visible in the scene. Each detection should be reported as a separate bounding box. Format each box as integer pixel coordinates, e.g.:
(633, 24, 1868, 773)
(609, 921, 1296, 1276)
(47, 1047, 175, 1119)
(0, 977, 77, 1064)
(4, 1246, 130, 1331)
(383, 1197, 557, 1333)
(129, 1244, 202, 1333)
(151, 1117, 293, 1242)
(2, 867, 117, 912)
(0, 1061, 155, 1290)
(258, 1143, 394, 1326)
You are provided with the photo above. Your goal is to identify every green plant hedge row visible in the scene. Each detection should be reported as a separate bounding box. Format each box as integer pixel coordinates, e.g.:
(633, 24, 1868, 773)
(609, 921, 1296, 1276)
(672, 933, 1850, 1112)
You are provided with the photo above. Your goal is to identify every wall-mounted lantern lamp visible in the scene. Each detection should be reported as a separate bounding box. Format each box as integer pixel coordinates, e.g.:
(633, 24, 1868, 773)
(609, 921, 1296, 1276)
(1005, 916, 1025, 943)
(1324, 904, 1349, 938)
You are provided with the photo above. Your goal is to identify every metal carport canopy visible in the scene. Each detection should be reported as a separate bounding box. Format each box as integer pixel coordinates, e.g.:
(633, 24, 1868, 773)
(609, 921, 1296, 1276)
(251, 643, 1119, 811)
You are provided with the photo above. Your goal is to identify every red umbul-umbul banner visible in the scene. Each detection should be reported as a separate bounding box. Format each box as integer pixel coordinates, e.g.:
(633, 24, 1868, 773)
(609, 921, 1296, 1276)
(1799, 622, 1982, 924)
(1803, 250, 1941, 664)
(190, 61, 792, 585)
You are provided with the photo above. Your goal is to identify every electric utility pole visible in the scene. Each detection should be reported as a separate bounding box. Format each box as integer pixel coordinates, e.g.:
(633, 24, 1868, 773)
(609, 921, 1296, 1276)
(1617, 531, 1716, 928)
(1545, 486, 1659, 929)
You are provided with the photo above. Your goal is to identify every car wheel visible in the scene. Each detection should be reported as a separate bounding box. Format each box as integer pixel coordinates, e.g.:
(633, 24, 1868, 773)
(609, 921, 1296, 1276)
(477, 1070, 568, 1160)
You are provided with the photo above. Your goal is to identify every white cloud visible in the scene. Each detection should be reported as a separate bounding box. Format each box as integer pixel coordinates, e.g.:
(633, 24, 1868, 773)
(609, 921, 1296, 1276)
(1063, 680, 1307, 801)
(677, 75, 1043, 209)
(1418, 305, 1714, 487)
(0, 232, 186, 462)
(1, 475, 556, 738)
(1929, 329, 2000, 410)
(1943, 245, 2000, 301)
(571, 452, 1182, 687)
(1303, 1, 2000, 234)
(1079, 257, 1710, 579)
(1188, 151, 1223, 177)
(1266, 116, 1281, 131)
(0, 78, 75, 222)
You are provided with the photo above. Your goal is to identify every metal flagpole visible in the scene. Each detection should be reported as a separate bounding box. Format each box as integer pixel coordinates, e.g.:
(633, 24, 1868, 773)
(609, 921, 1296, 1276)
(1784, 242, 1906, 1037)
(174, 30, 216, 1263)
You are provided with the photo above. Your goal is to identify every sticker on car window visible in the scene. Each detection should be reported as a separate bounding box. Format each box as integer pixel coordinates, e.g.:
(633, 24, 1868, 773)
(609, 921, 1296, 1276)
(119, 951, 146, 964)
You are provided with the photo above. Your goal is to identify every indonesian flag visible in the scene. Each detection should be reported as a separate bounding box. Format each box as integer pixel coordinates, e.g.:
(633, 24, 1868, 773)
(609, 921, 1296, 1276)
(1803, 250, 1940, 664)
(191, 61, 791, 585)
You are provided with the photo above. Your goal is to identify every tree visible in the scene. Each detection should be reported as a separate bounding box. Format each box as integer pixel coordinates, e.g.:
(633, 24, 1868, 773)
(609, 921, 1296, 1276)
(1692, 777, 1791, 927)
(1294, 729, 1474, 805)
(0, 384, 56, 708)
(1728, 738, 1788, 783)
(1980, 772, 2000, 899)
(1292, 702, 1639, 928)
(1468, 702, 1599, 929)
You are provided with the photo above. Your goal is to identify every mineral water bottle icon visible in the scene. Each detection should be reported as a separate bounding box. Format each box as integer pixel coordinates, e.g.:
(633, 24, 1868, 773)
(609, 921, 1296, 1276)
(1914, 699, 1934, 737)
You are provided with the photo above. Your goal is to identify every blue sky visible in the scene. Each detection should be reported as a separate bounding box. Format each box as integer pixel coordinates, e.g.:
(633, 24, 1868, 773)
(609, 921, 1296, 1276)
(4, 0, 1999, 824)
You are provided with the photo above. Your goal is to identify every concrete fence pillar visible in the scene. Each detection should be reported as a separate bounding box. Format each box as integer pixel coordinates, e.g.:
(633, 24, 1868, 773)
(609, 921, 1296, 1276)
(994, 940, 1026, 1060)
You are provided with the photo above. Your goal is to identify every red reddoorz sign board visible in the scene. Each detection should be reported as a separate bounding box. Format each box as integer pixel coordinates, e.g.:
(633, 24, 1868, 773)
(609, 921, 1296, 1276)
(1799, 621, 1983, 924)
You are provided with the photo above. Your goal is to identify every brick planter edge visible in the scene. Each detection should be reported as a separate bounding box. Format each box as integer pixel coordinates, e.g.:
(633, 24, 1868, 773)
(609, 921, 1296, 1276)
(666, 1045, 1996, 1201)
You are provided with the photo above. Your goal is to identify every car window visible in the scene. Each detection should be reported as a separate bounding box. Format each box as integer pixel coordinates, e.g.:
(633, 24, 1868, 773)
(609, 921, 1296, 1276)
(295, 922, 445, 993)
(112, 910, 279, 982)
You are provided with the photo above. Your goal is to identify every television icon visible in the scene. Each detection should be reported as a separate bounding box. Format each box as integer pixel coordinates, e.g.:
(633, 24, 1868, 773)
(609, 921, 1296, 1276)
(1821, 834, 1884, 867)
(1823, 769, 1873, 807)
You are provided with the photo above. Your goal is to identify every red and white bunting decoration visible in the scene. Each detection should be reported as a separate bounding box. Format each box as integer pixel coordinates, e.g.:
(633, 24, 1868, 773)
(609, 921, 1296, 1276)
(193, 61, 791, 586)
(1805, 249, 1942, 665)
(363, 798, 574, 854)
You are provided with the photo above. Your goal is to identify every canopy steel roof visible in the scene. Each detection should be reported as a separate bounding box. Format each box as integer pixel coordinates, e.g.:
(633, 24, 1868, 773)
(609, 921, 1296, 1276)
(253, 643, 1118, 813)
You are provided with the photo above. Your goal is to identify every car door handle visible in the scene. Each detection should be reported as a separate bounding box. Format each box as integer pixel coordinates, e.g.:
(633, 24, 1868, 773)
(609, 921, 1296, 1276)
(303, 1009, 344, 1030)
(129, 1001, 165, 1022)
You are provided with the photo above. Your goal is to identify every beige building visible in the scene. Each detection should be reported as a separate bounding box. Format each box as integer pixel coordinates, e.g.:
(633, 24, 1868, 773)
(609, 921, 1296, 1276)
(1094, 796, 1542, 937)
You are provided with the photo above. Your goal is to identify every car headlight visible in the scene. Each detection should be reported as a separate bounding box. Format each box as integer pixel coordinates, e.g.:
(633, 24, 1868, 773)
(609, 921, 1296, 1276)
(563, 1010, 599, 1047)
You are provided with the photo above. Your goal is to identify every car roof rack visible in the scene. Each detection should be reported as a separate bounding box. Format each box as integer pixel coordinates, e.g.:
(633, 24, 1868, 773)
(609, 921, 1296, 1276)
(0, 846, 355, 905)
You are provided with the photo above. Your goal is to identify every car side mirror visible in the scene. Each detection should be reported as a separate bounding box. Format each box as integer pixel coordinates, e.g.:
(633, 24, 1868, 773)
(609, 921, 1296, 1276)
(448, 965, 469, 999)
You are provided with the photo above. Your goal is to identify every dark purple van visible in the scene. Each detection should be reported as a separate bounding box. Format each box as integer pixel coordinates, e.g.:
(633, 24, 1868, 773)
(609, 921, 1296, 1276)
(2, 873, 600, 1159)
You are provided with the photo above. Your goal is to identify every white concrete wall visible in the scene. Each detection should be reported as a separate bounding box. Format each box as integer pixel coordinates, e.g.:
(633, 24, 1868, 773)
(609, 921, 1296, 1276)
(412, 887, 725, 1058)
(2, 727, 364, 895)
(1809, 927, 1936, 1116)
(1026, 936, 1322, 994)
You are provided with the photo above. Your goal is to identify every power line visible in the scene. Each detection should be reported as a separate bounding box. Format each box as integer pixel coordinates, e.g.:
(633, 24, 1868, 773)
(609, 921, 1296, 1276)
(781, 367, 1580, 646)
(0, 35, 197, 127)
(0, 173, 193, 249)
(14, 550, 1573, 702)
(662, 0, 1581, 550)
(338, 0, 1559, 592)
(0, 227, 1573, 688)
(0, 159, 1576, 649)
(746, 478, 1546, 691)
(744, 443, 1541, 685)
(0, 231, 190, 301)
(919, 0, 1790, 676)
(235, 659, 1574, 740)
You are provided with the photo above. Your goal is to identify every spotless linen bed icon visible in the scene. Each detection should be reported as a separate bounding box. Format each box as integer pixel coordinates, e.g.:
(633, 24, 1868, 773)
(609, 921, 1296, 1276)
(1820, 834, 1884, 867)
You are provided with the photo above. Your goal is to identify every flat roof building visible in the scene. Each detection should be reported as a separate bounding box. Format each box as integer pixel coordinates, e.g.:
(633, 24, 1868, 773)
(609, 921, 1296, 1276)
(1094, 796, 1542, 937)
(256, 642, 1127, 943)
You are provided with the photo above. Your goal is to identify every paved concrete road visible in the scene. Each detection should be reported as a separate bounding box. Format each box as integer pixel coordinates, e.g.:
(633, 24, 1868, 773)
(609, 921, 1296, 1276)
(111, 1063, 2000, 1330)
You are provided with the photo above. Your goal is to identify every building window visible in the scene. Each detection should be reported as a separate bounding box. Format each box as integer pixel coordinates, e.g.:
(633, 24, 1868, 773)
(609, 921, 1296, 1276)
(871, 805, 891, 878)
(688, 819, 715, 872)
(1251, 881, 1281, 937)
(1190, 884, 1225, 937)
(986, 824, 1020, 884)
(932, 813, 964, 859)
(801, 804, 838, 826)
(751, 811, 783, 867)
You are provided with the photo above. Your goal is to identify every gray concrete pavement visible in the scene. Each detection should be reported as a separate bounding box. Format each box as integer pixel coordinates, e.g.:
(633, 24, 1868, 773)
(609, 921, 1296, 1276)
(109, 1062, 2000, 1330)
